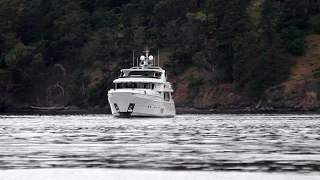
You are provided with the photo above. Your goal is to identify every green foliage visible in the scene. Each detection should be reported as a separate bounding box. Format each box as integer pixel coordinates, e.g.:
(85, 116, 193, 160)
(1, 34, 45, 98)
(152, 0, 197, 27)
(187, 78, 203, 92)
(187, 12, 207, 22)
(81, 28, 117, 67)
(0, 55, 6, 68)
(166, 47, 192, 75)
(0, 0, 317, 105)
(187, 78, 203, 101)
(290, 89, 297, 94)
(25, 0, 46, 43)
(5, 43, 34, 68)
(213, 0, 253, 82)
(192, 39, 218, 74)
(0, 69, 9, 89)
(2, 33, 21, 52)
(18, 74, 40, 95)
(277, 0, 310, 30)
(232, 31, 260, 91)
(71, 72, 90, 106)
(249, 41, 290, 97)
(50, 0, 90, 61)
(306, 0, 320, 14)
(260, 0, 278, 46)
(0, 69, 7, 75)
(5, 42, 43, 70)
(91, 8, 116, 28)
(88, 78, 112, 107)
(244, 0, 293, 97)
(314, 23, 320, 34)
(0, 0, 26, 35)
(314, 72, 320, 78)
(279, 26, 305, 55)
(206, 0, 230, 30)
(71, 72, 112, 107)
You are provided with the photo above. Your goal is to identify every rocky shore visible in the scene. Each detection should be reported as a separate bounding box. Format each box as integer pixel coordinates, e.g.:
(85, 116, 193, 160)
(1, 105, 319, 115)
(1, 79, 319, 115)
(173, 79, 320, 114)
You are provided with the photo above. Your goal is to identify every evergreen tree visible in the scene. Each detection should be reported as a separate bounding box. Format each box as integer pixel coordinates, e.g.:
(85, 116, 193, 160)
(213, 0, 252, 82)
(152, 0, 197, 27)
(249, 0, 290, 96)
(277, 0, 310, 30)
(0, 0, 316, 106)
(0, 0, 26, 38)
(25, 0, 46, 44)
(276, 0, 308, 55)
(50, 0, 90, 64)
(232, 31, 260, 90)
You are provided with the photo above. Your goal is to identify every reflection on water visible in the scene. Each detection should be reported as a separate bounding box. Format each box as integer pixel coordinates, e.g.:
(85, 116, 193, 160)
(0, 114, 320, 172)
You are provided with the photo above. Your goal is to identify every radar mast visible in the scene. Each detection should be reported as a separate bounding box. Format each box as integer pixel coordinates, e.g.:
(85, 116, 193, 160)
(140, 47, 154, 69)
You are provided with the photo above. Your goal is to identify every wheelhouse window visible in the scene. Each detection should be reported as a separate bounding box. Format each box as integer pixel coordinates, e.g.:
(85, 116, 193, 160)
(116, 83, 136, 89)
(115, 83, 155, 89)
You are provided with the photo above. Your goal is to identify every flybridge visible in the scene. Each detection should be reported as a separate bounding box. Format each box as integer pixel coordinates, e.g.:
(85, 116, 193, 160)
(130, 67, 162, 69)
(119, 68, 165, 80)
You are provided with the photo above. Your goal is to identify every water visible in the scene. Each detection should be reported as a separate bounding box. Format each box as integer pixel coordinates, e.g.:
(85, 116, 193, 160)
(1, 114, 320, 179)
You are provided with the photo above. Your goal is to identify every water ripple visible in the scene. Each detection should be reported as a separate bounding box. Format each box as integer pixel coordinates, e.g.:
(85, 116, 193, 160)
(0, 114, 320, 172)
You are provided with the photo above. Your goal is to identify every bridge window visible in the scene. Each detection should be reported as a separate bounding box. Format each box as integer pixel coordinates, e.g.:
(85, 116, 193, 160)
(116, 83, 135, 89)
(116, 83, 155, 89)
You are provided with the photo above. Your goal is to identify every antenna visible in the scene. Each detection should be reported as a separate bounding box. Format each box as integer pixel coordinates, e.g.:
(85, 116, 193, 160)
(132, 50, 135, 67)
(158, 49, 160, 67)
(137, 57, 139, 67)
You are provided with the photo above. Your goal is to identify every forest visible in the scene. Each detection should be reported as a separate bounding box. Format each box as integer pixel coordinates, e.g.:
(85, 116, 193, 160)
(0, 0, 320, 111)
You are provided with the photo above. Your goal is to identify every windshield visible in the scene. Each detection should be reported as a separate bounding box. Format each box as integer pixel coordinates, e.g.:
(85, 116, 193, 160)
(115, 83, 155, 89)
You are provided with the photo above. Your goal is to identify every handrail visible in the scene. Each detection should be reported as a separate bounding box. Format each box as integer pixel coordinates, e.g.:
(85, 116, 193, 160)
(118, 76, 160, 79)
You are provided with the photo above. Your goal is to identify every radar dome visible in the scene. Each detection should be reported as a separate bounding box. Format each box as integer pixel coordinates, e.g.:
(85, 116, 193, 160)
(140, 55, 145, 61)
(149, 55, 154, 61)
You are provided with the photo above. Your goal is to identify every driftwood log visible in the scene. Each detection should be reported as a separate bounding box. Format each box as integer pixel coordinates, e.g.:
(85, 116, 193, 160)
(29, 106, 65, 110)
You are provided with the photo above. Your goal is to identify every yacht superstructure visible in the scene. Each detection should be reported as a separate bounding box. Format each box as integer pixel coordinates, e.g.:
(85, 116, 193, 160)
(107, 48, 176, 117)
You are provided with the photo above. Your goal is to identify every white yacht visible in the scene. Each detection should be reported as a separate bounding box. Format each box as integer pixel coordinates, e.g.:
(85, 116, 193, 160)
(107, 48, 176, 117)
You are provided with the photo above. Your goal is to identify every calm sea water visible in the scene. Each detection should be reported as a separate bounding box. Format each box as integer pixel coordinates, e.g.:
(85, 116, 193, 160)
(0, 114, 320, 179)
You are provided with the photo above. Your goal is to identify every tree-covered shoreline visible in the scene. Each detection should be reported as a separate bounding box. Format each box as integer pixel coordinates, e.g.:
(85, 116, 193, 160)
(1, 0, 320, 112)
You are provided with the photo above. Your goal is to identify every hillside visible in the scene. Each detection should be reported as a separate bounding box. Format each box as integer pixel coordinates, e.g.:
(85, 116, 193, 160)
(171, 34, 320, 112)
(0, 0, 320, 113)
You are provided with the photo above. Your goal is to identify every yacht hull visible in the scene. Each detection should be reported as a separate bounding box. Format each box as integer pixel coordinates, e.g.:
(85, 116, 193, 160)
(108, 90, 175, 117)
